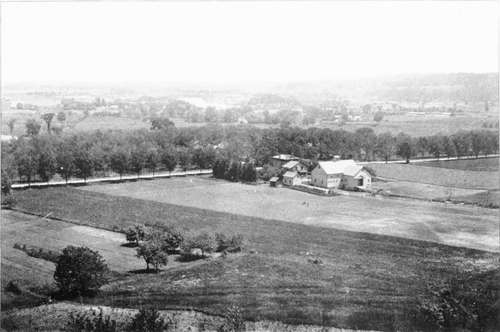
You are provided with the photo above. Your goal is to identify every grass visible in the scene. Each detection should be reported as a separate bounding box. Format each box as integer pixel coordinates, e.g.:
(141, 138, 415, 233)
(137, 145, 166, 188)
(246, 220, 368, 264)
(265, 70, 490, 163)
(77, 177, 499, 252)
(368, 163, 499, 190)
(8, 185, 499, 329)
(418, 157, 499, 171)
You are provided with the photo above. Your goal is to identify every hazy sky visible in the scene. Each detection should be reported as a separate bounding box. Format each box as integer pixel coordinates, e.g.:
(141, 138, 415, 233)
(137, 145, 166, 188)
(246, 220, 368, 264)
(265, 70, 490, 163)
(1, 1, 498, 84)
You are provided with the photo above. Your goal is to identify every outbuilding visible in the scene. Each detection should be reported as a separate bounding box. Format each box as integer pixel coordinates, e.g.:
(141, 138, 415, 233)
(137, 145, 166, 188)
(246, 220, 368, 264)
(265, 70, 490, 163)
(282, 171, 302, 186)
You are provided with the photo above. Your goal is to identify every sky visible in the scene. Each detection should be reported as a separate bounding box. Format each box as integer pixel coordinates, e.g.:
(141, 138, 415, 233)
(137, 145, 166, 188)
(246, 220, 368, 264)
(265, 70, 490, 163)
(1, 1, 498, 84)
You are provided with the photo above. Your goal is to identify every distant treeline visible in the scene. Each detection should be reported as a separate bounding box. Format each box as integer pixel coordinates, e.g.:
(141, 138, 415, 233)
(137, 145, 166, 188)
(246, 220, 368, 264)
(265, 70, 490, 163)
(1, 123, 498, 186)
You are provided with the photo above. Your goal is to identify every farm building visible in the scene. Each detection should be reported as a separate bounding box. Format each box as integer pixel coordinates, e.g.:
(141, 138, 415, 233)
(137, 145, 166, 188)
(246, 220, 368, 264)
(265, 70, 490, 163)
(269, 177, 279, 187)
(311, 159, 372, 191)
(270, 154, 299, 168)
(282, 171, 303, 186)
(282, 160, 308, 174)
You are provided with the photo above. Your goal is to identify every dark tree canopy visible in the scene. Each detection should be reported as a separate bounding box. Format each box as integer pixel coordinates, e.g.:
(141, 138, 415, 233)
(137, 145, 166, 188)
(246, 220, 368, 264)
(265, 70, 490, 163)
(54, 246, 109, 297)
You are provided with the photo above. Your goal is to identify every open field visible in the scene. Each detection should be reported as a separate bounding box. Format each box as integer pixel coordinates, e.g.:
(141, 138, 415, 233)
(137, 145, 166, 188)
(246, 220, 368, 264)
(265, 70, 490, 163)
(69, 177, 500, 252)
(319, 113, 498, 136)
(368, 163, 499, 190)
(8, 186, 499, 329)
(418, 157, 499, 171)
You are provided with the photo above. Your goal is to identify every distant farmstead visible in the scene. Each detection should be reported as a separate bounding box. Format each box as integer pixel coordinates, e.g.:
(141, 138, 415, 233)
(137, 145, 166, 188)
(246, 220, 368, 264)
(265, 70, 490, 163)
(311, 160, 372, 191)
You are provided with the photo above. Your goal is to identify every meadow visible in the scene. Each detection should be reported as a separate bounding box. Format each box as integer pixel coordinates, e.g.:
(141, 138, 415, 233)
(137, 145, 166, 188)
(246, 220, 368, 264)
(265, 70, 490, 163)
(7, 185, 499, 330)
(418, 157, 499, 171)
(368, 162, 498, 190)
(76, 177, 499, 252)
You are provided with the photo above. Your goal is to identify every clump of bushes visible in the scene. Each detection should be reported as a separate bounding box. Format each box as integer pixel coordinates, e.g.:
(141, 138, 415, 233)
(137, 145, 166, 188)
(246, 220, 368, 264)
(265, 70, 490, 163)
(213, 159, 257, 183)
(13, 243, 60, 263)
(218, 304, 245, 332)
(215, 233, 243, 252)
(66, 307, 170, 332)
(180, 232, 244, 261)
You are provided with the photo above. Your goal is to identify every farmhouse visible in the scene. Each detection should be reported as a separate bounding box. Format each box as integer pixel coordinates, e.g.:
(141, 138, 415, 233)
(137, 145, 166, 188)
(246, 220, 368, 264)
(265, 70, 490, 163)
(282, 160, 307, 174)
(311, 159, 372, 191)
(282, 171, 302, 186)
(270, 154, 299, 168)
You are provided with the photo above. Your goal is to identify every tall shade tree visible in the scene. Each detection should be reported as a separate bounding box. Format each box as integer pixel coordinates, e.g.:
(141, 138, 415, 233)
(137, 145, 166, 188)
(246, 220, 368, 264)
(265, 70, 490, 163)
(13, 139, 38, 184)
(56, 140, 76, 183)
(145, 145, 160, 175)
(73, 148, 94, 182)
(160, 146, 177, 173)
(25, 119, 41, 136)
(41, 113, 55, 134)
(33, 136, 57, 182)
(396, 133, 414, 163)
(110, 146, 130, 180)
(7, 119, 16, 135)
(375, 132, 396, 163)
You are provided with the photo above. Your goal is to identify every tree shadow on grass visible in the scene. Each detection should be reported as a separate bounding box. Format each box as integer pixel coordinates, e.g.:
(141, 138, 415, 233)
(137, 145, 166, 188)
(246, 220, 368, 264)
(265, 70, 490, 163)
(120, 242, 138, 248)
(128, 268, 162, 274)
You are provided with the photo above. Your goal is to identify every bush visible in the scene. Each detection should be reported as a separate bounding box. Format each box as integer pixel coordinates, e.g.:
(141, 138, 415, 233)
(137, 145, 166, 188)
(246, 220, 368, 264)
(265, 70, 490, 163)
(2, 194, 16, 208)
(159, 226, 184, 254)
(66, 308, 118, 332)
(54, 246, 109, 297)
(215, 233, 243, 252)
(181, 232, 216, 258)
(14, 244, 61, 263)
(5, 280, 22, 295)
(218, 305, 245, 332)
(127, 307, 170, 332)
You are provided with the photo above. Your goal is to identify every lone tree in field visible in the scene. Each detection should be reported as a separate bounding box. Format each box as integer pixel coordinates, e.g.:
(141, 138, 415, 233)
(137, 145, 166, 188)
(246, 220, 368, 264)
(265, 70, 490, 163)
(41, 113, 55, 134)
(54, 246, 109, 297)
(136, 239, 168, 272)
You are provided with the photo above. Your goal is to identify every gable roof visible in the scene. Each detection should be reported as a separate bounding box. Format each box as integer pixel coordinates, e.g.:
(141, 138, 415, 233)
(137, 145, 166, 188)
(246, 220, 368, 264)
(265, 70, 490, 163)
(317, 160, 363, 177)
(272, 154, 298, 161)
(282, 160, 300, 169)
(283, 171, 298, 178)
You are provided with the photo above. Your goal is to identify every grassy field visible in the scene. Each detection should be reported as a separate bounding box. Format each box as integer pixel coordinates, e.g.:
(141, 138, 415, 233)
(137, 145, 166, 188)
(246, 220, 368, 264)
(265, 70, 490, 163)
(74, 177, 500, 252)
(319, 113, 498, 136)
(368, 163, 499, 190)
(418, 157, 499, 171)
(8, 186, 499, 329)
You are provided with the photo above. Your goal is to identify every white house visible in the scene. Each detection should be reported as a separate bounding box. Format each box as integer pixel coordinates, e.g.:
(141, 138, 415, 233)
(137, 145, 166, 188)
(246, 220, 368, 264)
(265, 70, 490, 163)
(311, 159, 372, 191)
(282, 171, 302, 186)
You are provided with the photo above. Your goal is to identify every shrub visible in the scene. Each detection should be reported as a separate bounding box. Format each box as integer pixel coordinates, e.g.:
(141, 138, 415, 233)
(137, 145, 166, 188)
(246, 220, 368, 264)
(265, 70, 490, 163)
(218, 305, 245, 332)
(127, 307, 170, 332)
(215, 233, 243, 252)
(2, 194, 16, 208)
(159, 226, 184, 254)
(66, 308, 118, 332)
(54, 246, 109, 297)
(181, 232, 216, 258)
(5, 280, 22, 295)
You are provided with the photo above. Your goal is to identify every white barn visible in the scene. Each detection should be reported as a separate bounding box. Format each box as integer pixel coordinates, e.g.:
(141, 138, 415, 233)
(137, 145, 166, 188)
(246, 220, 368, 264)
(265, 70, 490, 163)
(311, 160, 372, 191)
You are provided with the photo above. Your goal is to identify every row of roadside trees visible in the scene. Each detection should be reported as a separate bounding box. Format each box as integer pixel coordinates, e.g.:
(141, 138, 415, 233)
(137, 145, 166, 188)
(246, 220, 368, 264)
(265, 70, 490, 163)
(2, 122, 498, 186)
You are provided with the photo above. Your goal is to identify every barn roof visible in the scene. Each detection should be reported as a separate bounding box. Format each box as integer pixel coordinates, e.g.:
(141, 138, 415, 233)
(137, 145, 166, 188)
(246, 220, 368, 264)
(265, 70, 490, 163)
(272, 154, 298, 161)
(282, 160, 300, 169)
(317, 160, 363, 176)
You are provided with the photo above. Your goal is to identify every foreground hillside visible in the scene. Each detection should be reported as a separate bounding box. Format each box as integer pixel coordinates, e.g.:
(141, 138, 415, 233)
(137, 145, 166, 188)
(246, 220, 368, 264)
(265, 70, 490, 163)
(4, 186, 499, 330)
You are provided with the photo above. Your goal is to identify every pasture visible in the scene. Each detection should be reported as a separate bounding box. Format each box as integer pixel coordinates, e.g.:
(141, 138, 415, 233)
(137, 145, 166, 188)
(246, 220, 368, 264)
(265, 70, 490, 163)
(75, 177, 500, 252)
(9, 186, 499, 329)
(319, 113, 498, 136)
(368, 163, 499, 190)
(418, 157, 499, 171)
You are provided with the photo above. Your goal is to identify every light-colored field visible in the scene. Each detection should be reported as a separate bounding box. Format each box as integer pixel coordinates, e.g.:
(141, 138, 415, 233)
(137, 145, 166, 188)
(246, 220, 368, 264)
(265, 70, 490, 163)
(368, 163, 499, 190)
(81, 177, 499, 252)
(0, 209, 144, 287)
(419, 157, 499, 171)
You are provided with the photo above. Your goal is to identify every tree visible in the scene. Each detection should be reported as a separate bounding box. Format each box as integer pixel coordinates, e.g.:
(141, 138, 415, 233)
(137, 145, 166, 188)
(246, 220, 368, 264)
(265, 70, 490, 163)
(145, 146, 160, 175)
(54, 246, 109, 297)
(1, 169, 12, 195)
(25, 119, 41, 136)
(56, 140, 76, 183)
(212, 159, 229, 179)
(375, 132, 396, 163)
(33, 137, 57, 182)
(150, 117, 175, 131)
(182, 232, 216, 257)
(160, 147, 177, 173)
(73, 148, 94, 182)
(396, 133, 413, 163)
(176, 148, 191, 171)
(427, 135, 444, 159)
(110, 147, 130, 180)
(7, 119, 16, 135)
(57, 111, 66, 123)
(136, 239, 168, 272)
(373, 111, 384, 122)
(125, 224, 150, 246)
(13, 139, 38, 184)
(225, 161, 241, 182)
(128, 307, 170, 332)
(240, 162, 257, 182)
(41, 113, 55, 134)
(355, 127, 377, 161)
(129, 146, 147, 177)
(160, 226, 184, 253)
